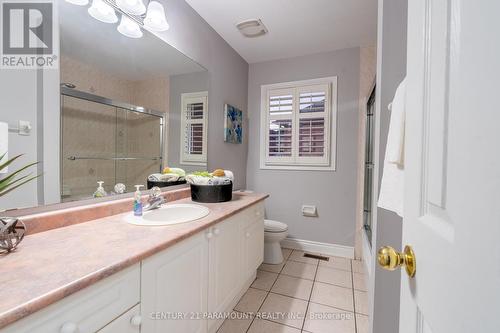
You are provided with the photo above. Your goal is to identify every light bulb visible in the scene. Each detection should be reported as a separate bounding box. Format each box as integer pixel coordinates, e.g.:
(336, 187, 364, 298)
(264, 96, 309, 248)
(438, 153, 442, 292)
(117, 14, 143, 38)
(64, 0, 89, 5)
(116, 0, 146, 16)
(144, 1, 169, 32)
(88, 0, 118, 24)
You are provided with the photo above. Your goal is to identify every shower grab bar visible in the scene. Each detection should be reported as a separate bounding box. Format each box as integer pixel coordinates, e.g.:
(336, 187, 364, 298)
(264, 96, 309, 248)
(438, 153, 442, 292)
(67, 156, 162, 161)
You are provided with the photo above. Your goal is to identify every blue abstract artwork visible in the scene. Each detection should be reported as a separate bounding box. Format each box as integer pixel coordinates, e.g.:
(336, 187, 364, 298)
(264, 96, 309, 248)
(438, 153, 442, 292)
(224, 104, 243, 144)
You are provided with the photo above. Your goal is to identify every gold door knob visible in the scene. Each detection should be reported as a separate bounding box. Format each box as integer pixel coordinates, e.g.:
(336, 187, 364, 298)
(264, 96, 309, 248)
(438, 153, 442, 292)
(377, 245, 416, 278)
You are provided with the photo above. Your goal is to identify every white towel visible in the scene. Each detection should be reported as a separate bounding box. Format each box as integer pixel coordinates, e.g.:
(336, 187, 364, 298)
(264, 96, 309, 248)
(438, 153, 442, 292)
(378, 78, 406, 217)
(223, 170, 234, 182)
(0, 122, 8, 174)
(148, 173, 181, 182)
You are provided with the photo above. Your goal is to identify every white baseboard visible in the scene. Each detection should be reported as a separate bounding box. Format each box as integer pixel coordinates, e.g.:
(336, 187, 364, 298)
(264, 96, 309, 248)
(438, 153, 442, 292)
(281, 238, 354, 259)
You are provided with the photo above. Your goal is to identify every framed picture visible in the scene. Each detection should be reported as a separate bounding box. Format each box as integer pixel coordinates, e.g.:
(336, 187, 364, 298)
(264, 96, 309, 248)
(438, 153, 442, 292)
(224, 104, 243, 144)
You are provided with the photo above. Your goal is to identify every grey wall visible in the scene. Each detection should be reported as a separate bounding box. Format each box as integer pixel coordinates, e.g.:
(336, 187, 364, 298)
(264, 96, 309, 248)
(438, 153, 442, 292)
(0, 71, 39, 210)
(154, 0, 249, 189)
(246, 48, 360, 247)
(168, 71, 209, 173)
(371, 0, 407, 332)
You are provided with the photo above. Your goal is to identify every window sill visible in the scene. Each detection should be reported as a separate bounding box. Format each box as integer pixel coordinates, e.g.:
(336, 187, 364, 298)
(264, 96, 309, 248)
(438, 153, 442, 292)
(259, 164, 336, 172)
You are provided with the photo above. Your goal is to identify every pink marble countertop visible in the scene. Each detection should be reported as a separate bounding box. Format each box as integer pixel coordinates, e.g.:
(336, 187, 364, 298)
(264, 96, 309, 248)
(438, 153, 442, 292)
(0, 192, 268, 329)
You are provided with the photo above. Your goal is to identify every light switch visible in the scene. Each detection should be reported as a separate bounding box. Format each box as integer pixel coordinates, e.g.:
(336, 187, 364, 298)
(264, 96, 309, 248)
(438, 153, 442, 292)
(302, 205, 318, 217)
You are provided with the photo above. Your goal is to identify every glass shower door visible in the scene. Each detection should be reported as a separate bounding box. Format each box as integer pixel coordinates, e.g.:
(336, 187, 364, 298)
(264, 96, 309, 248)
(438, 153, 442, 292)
(115, 108, 162, 192)
(61, 94, 163, 202)
(61, 95, 117, 201)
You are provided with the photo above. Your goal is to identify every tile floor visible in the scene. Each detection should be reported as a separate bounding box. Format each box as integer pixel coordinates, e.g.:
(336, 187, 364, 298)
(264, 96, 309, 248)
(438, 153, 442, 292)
(217, 248, 369, 333)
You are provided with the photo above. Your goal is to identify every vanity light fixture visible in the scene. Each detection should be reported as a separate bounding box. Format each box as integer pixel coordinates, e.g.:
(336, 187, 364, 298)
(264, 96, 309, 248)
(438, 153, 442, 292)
(65, 0, 89, 6)
(143, 1, 170, 31)
(88, 0, 118, 24)
(67, 0, 169, 39)
(236, 19, 268, 38)
(117, 14, 143, 38)
(116, 0, 146, 16)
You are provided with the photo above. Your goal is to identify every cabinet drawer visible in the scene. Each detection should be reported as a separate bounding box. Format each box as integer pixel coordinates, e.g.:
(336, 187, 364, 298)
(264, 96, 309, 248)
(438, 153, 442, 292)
(1, 264, 140, 333)
(97, 304, 141, 333)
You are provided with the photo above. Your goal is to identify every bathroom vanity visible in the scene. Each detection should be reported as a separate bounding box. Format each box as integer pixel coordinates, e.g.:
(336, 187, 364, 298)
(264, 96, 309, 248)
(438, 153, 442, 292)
(0, 192, 266, 333)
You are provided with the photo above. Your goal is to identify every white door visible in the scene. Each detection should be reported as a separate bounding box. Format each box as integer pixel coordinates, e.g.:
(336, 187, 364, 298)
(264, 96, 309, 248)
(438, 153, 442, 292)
(391, 1, 500, 332)
(243, 219, 264, 278)
(208, 218, 242, 331)
(141, 233, 209, 333)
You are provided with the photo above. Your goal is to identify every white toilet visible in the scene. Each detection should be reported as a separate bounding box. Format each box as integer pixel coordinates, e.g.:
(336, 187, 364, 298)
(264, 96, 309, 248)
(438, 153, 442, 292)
(263, 219, 288, 264)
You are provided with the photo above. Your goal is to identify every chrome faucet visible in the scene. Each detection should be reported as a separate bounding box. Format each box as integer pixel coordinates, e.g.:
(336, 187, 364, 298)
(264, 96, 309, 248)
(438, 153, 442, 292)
(144, 186, 165, 211)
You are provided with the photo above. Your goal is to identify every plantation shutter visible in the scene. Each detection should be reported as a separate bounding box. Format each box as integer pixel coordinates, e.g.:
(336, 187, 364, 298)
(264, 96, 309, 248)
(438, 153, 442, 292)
(181, 92, 208, 165)
(264, 83, 331, 167)
(296, 84, 330, 165)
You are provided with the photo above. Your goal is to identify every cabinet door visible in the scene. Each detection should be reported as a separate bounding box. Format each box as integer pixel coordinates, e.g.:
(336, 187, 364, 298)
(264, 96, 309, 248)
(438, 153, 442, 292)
(208, 217, 242, 329)
(97, 304, 141, 333)
(141, 233, 209, 333)
(244, 219, 264, 279)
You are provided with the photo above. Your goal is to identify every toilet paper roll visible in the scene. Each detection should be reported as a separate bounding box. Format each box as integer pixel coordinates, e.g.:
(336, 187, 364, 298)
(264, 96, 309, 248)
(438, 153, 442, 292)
(0, 122, 7, 174)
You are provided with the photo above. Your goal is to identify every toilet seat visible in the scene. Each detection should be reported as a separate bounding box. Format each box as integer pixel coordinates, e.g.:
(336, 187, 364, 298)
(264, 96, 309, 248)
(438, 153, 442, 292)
(264, 219, 288, 233)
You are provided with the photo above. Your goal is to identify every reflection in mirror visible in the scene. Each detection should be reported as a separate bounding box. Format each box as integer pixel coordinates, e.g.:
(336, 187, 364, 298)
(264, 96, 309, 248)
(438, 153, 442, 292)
(0, 1, 209, 210)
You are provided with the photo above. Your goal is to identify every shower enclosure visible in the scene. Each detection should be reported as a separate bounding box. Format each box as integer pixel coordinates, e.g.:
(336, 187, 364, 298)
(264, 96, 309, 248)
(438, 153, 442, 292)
(60, 87, 164, 202)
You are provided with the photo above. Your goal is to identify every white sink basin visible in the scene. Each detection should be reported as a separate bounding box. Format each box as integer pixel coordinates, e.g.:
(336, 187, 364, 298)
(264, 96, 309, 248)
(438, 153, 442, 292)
(126, 204, 210, 226)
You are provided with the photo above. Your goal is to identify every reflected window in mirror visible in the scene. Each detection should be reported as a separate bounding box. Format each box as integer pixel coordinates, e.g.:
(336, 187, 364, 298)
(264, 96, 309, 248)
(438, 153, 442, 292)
(180, 92, 208, 166)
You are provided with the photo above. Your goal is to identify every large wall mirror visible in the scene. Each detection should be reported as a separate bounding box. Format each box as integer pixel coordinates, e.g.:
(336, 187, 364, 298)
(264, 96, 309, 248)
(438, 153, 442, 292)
(0, 1, 210, 210)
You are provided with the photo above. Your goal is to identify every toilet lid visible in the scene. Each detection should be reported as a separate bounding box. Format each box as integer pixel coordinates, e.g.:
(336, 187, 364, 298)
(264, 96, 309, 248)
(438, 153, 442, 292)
(264, 219, 288, 233)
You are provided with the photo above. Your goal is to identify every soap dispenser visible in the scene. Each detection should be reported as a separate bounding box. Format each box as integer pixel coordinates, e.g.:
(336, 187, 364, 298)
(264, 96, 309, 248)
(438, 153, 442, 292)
(133, 185, 144, 216)
(93, 181, 107, 198)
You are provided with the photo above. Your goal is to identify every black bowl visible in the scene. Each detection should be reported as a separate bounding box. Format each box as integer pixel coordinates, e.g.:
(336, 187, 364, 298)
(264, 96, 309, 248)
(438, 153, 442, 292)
(190, 182, 233, 203)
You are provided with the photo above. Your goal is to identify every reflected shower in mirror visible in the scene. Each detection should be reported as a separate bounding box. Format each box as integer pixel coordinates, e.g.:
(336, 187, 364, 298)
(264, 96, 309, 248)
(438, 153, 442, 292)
(57, 0, 210, 203)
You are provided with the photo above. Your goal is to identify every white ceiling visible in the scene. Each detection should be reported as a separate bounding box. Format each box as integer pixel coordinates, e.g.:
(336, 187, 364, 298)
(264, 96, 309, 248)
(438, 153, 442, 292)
(185, 0, 377, 63)
(59, 1, 206, 81)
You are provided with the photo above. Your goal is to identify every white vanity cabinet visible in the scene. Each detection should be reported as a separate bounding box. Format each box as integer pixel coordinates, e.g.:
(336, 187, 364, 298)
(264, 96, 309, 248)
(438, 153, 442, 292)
(0, 265, 141, 333)
(0, 202, 265, 333)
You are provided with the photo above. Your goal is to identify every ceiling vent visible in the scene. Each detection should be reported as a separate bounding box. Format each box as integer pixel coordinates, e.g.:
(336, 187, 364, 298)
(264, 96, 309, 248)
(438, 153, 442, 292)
(236, 19, 268, 38)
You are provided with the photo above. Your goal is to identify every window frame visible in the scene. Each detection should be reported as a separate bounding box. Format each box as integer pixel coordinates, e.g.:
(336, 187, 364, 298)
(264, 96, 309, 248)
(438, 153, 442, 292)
(260, 77, 337, 171)
(180, 91, 208, 166)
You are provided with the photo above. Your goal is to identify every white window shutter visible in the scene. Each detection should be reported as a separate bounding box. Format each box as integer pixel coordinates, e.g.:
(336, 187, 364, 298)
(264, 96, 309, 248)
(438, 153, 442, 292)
(180, 92, 208, 165)
(260, 78, 336, 170)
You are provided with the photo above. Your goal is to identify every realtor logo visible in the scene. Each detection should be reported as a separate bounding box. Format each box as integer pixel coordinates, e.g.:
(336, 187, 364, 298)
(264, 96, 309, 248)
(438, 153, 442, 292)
(1, 0, 58, 69)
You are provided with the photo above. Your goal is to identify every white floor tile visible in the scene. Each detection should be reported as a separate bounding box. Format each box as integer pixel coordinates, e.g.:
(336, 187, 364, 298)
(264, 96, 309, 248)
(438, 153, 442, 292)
(217, 311, 253, 333)
(234, 288, 268, 314)
(356, 314, 369, 333)
(315, 266, 353, 288)
(248, 319, 301, 333)
(281, 260, 317, 280)
(353, 272, 367, 291)
(303, 302, 356, 333)
(271, 275, 314, 301)
(319, 255, 351, 271)
(251, 270, 279, 291)
(310, 281, 354, 312)
(354, 290, 368, 315)
(259, 293, 308, 329)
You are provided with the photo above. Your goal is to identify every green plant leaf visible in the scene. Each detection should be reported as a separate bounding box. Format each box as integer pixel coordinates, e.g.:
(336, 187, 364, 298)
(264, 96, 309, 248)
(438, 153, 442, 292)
(0, 172, 33, 193)
(0, 154, 23, 172)
(0, 161, 39, 190)
(0, 174, 40, 197)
